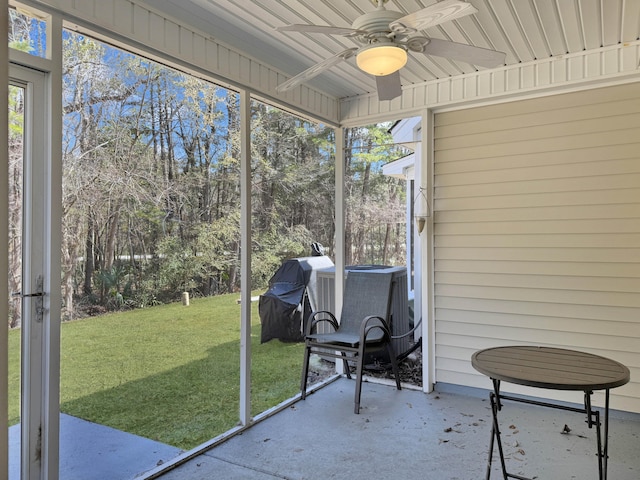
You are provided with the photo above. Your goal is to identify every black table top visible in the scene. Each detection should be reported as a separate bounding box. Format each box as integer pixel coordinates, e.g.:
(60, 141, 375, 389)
(472, 346, 630, 391)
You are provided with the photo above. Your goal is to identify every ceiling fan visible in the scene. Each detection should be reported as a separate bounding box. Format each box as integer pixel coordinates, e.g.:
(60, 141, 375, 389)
(275, 0, 506, 101)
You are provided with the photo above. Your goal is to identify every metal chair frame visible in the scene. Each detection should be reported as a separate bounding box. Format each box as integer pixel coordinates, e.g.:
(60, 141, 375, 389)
(300, 271, 401, 414)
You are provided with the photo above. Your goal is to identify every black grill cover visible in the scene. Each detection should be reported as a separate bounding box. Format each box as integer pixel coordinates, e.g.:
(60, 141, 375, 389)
(259, 256, 333, 343)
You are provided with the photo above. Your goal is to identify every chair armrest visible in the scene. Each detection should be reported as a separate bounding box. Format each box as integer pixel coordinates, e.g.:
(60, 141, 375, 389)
(359, 315, 392, 341)
(307, 310, 338, 335)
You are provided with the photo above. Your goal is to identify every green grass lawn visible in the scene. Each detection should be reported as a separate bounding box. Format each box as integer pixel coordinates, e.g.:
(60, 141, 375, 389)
(8, 293, 307, 450)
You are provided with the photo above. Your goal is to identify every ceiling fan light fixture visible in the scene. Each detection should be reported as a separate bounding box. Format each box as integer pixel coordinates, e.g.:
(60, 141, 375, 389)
(356, 45, 407, 76)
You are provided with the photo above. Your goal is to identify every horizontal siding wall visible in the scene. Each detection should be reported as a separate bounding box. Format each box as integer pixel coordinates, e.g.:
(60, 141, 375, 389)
(433, 83, 640, 413)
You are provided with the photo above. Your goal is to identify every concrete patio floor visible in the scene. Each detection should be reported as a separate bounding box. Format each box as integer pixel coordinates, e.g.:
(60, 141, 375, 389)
(9, 414, 182, 480)
(8, 377, 639, 479)
(154, 378, 639, 480)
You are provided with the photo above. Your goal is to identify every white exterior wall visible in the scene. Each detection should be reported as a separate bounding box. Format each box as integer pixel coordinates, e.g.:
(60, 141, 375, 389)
(433, 83, 640, 412)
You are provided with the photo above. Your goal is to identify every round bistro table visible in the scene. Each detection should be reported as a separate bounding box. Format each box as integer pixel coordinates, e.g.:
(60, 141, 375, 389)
(472, 346, 630, 480)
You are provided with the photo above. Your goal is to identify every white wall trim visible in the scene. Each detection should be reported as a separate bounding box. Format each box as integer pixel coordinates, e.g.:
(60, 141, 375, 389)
(339, 41, 640, 126)
(0, 1, 9, 478)
(333, 127, 346, 374)
(239, 88, 252, 426)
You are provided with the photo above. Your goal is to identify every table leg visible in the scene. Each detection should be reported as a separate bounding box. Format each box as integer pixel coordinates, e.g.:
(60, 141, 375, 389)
(488, 382, 543, 480)
(584, 389, 612, 480)
(486, 413, 495, 480)
(595, 409, 603, 480)
(603, 389, 610, 480)
(488, 392, 508, 479)
(487, 379, 509, 480)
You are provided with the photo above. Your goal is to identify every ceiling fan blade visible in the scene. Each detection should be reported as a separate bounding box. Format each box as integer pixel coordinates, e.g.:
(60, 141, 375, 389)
(376, 71, 402, 101)
(390, 0, 477, 33)
(276, 24, 365, 37)
(422, 38, 506, 67)
(276, 48, 358, 93)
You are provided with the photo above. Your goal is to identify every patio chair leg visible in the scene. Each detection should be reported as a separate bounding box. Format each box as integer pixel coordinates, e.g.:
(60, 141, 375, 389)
(386, 343, 402, 391)
(354, 357, 364, 414)
(341, 352, 351, 379)
(300, 343, 311, 400)
(354, 343, 367, 414)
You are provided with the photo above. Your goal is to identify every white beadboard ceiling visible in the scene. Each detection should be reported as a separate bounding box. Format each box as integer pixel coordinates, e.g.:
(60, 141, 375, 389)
(143, 0, 640, 100)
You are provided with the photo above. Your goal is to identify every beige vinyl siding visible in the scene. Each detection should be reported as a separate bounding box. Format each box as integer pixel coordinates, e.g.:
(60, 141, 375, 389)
(433, 83, 640, 413)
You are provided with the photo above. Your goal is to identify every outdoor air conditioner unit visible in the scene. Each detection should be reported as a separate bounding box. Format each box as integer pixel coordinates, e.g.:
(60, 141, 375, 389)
(314, 265, 410, 361)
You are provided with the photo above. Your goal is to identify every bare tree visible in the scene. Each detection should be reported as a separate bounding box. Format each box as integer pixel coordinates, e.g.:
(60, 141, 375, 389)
(8, 86, 24, 327)
(56, 32, 406, 318)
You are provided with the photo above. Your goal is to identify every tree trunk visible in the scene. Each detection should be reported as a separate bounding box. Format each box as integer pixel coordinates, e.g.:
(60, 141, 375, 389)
(84, 208, 95, 295)
(228, 240, 240, 293)
(62, 248, 76, 320)
(382, 222, 390, 265)
(104, 209, 120, 272)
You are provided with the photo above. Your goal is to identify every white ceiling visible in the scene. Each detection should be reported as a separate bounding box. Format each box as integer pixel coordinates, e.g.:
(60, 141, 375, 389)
(143, 0, 640, 101)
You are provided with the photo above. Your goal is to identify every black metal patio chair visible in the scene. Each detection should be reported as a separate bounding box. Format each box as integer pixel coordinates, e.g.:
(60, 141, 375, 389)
(300, 270, 401, 414)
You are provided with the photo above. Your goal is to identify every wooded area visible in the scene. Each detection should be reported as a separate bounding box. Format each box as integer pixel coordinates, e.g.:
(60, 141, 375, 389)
(8, 17, 407, 327)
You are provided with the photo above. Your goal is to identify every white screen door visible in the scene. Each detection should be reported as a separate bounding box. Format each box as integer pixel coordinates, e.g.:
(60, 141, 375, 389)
(9, 62, 60, 480)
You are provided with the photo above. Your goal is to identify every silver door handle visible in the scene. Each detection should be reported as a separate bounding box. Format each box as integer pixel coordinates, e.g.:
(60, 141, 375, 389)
(12, 275, 46, 322)
(11, 291, 44, 297)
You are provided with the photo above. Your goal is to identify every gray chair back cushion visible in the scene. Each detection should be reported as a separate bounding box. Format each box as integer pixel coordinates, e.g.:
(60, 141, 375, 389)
(338, 271, 393, 340)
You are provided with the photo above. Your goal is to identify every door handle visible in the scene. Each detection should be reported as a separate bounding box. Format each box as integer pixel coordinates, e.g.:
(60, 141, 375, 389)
(11, 275, 45, 322)
(11, 291, 44, 297)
